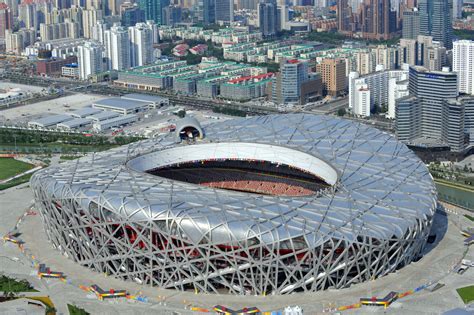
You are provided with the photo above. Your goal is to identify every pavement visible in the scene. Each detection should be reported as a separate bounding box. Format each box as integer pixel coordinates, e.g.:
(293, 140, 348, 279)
(0, 182, 473, 314)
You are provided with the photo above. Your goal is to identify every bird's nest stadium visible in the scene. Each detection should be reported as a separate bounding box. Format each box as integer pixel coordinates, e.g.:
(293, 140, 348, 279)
(30, 114, 438, 295)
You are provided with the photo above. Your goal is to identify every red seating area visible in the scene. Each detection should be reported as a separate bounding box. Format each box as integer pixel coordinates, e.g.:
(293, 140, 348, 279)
(149, 159, 328, 196)
(202, 179, 314, 196)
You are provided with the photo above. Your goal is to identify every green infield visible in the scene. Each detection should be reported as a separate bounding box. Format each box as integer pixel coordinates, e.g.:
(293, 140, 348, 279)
(0, 158, 34, 180)
(68, 304, 90, 315)
(0, 275, 38, 292)
(457, 285, 474, 304)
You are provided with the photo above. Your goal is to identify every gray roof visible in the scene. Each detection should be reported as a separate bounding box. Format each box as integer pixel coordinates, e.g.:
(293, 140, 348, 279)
(92, 98, 147, 110)
(67, 107, 102, 118)
(93, 114, 137, 127)
(57, 118, 92, 128)
(29, 114, 73, 127)
(122, 93, 168, 103)
(87, 111, 120, 121)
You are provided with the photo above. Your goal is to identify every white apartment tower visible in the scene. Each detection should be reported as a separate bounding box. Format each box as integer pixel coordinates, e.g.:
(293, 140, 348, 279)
(105, 23, 130, 71)
(353, 81, 371, 117)
(78, 41, 103, 80)
(453, 40, 474, 95)
(129, 23, 153, 67)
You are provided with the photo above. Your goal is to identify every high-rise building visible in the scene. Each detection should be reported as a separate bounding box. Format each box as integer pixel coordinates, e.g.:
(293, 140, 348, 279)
(402, 8, 420, 39)
(353, 81, 371, 117)
(453, 40, 474, 95)
(5, 28, 36, 54)
(201, 0, 215, 25)
(120, 2, 145, 27)
(78, 40, 104, 80)
(105, 23, 130, 70)
(408, 66, 458, 140)
(258, 0, 278, 37)
(129, 22, 153, 67)
(91, 21, 108, 43)
(388, 76, 409, 119)
(272, 59, 310, 104)
(82, 8, 103, 38)
(18, 2, 38, 30)
(337, 0, 351, 34)
(0, 3, 12, 39)
(316, 58, 346, 96)
(399, 35, 447, 71)
(360, 0, 397, 40)
(215, 0, 233, 22)
(419, 0, 453, 49)
(162, 5, 182, 26)
(395, 96, 422, 141)
(138, 0, 169, 25)
(452, 0, 463, 19)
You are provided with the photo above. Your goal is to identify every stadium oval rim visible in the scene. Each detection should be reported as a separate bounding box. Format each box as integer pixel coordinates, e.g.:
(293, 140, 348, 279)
(30, 113, 438, 295)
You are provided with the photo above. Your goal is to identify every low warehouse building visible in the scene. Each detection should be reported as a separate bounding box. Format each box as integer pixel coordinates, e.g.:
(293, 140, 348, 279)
(57, 118, 92, 131)
(92, 114, 138, 131)
(28, 114, 73, 129)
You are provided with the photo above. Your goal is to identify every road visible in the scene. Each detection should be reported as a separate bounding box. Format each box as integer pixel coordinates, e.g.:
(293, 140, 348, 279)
(1, 71, 396, 133)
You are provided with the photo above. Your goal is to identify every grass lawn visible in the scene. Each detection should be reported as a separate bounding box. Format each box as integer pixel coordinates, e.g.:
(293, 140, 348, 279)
(0, 172, 33, 191)
(465, 214, 474, 222)
(0, 275, 38, 292)
(68, 304, 90, 315)
(457, 285, 474, 304)
(0, 158, 34, 180)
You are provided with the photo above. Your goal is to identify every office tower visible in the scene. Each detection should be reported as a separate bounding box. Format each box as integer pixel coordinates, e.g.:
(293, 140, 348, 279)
(272, 59, 309, 104)
(201, 0, 216, 25)
(409, 66, 458, 140)
(238, 0, 257, 10)
(129, 22, 153, 67)
(120, 2, 145, 27)
(419, 0, 453, 49)
(360, 0, 397, 40)
(317, 58, 346, 96)
(402, 8, 420, 39)
(18, 2, 38, 30)
(453, 40, 474, 95)
(465, 97, 474, 146)
(442, 98, 465, 151)
(395, 96, 422, 141)
(105, 23, 130, 70)
(258, 0, 278, 37)
(162, 5, 182, 25)
(215, 0, 233, 22)
(452, 0, 463, 19)
(337, 0, 351, 34)
(0, 3, 12, 39)
(139, 0, 169, 25)
(82, 8, 103, 38)
(78, 41, 104, 80)
(5, 0, 17, 18)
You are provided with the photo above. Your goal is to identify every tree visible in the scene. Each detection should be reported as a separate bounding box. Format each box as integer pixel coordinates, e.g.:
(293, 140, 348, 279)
(337, 108, 346, 116)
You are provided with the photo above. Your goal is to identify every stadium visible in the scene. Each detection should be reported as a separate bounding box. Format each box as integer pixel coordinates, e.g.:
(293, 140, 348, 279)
(30, 114, 438, 295)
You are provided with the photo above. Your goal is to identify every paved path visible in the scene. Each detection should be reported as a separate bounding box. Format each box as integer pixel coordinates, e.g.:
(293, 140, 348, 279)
(1, 183, 473, 314)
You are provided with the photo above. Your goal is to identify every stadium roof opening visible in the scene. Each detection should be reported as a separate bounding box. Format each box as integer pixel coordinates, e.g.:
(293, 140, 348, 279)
(128, 142, 339, 188)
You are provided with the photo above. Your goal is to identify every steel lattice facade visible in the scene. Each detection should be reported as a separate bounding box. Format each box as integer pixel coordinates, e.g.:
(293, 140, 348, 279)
(30, 114, 437, 295)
